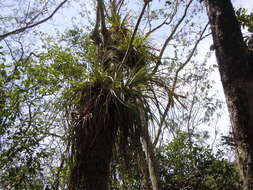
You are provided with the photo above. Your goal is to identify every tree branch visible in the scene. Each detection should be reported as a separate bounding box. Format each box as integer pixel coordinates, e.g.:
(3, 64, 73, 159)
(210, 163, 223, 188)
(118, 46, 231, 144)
(152, 0, 193, 74)
(98, 0, 107, 36)
(153, 22, 208, 146)
(159, 0, 193, 59)
(0, 0, 68, 41)
(172, 22, 209, 90)
(145, 0, 179, 38)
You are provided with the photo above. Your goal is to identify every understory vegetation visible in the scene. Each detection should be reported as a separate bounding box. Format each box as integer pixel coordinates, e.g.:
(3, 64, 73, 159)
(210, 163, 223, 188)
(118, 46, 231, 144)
(0, 0, 252, 189)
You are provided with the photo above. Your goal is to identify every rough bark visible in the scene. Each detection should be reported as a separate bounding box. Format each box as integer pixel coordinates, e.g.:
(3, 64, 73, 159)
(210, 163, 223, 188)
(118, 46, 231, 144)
(69, 127, 115, 190)
(69, 92, 117, 190)
(205, 0, 253, 189)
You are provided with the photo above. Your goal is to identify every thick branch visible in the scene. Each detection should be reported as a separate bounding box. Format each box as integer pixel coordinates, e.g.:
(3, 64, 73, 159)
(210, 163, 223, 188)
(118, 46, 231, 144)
(91, 3, 101, 45)
(98, 0, 107, 35)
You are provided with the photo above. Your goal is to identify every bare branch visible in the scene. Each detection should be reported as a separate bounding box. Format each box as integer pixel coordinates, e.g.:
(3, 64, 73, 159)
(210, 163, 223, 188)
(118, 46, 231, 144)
(0, 0, 68, 41)
(145, 18, 169, 38)
(159, 0, 193, 59)
(4, 40, 17, 62)
(153, 22, 209, 146)
(172, 22, 209, 90)
(151, 0, 193, 74)
(145, 0, 179, 38)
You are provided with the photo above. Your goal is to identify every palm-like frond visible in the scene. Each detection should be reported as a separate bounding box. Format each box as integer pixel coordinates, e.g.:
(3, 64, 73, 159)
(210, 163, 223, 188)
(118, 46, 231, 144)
(61, 11, 186, 188)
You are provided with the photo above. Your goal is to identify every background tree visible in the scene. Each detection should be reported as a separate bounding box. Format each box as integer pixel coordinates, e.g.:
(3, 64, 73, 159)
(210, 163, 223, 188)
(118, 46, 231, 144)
(110, 130, 240, 190)
(0, 0, 242, 189)
(157, 131, 240, 190)
(204, 0, 253, 189)
(0, 1, 70, 189)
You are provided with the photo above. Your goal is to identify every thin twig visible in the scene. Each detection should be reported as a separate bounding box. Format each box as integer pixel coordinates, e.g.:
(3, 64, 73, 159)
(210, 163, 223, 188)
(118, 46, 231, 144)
(152, 0, 193, 73)
(172, 22, 209, 89)
(153, 22, 209, 146)
(0, 0, 68, 41)
(145, 0, 179, 38)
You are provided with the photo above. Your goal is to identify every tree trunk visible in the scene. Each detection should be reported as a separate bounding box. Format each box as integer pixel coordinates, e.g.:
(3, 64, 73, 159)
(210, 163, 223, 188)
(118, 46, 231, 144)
(69, 93, 117, 190)
(69, 126, 115, 190)
(205, 0, 253, 189)
(141, 130, 161, 190)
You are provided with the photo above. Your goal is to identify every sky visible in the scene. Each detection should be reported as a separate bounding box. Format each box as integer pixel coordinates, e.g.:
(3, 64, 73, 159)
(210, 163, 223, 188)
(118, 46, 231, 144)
(234, 0, 253, 9)
(40, 0, 253, 149)
(2, 0, 253, 152)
